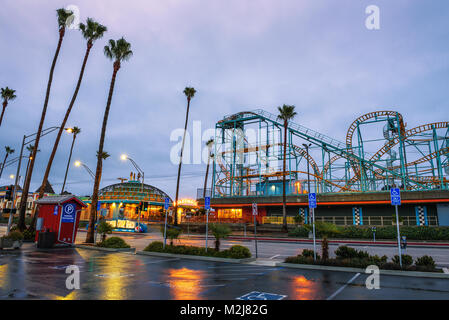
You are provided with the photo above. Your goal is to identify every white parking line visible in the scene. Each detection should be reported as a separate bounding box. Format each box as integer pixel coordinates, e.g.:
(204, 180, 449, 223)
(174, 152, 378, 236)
(269, 254, 280, 259)
(326, 273, 361, 300)
(443, 268, 449, 274)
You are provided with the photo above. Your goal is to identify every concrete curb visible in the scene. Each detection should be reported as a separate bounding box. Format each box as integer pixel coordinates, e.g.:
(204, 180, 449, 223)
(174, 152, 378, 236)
(276, 262, 449, 279)
(75, 244, 136, 253)
(136, 250, 256, 264)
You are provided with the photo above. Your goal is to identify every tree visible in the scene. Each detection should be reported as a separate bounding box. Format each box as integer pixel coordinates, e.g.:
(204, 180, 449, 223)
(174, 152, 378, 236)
(0, 87, 17, 127)
(203, 138, 214, 199)
(209, 223, 231, 251)
(61, 126, 81, 193)
(23, 145, 40, 186)
(97, 220, 113, 242)
(160, 226, 182, 246)
(37, 18, 107, 203)
(17, 8, 74, 232)
(174, 87, 196, 225)
(277, 104, 297, 233)
(0, 146, 15, 179)
(86, 38, 133, 243)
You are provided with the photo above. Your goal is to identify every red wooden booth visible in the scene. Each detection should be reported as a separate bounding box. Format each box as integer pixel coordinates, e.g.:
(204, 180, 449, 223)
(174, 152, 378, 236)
(35, 195, 87, 245)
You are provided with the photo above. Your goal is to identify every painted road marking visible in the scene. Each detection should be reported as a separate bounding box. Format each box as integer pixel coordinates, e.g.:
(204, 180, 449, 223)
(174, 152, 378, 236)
(269, 254, 280, 259)
(237, 291, 287, 300)
(443, 268, 449, 274)
(326, 273, 361, 300)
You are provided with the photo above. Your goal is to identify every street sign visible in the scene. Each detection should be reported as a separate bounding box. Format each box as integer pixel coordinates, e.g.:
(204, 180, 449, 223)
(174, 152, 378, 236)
(61, 203, 76, 223)
(308, 193, 317, 209)
(97, 201, 101, 211)
(252, 203, 258, 216)
(237, 291, 287, 300)
(390, 188, 401, 206)
(164, 197, 170, 210)
(205, 196, 211, 210)
(53, 205, 59, 216)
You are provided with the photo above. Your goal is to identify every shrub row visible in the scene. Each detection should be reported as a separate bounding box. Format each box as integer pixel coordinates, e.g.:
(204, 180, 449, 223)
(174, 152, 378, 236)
(96, 236, 131, 249)
(144, 241, 251, 259)
(289, 224, 449, 241)
(284, 245, 438, 272)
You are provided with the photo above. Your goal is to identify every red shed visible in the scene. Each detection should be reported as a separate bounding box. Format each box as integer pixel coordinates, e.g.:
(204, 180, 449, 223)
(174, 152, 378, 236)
(35, 195, 87, 245)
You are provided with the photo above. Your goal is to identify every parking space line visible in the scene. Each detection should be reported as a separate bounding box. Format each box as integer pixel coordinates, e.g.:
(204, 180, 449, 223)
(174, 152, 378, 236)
(326, 273, 361, 300)
(269, 254, 280, 259)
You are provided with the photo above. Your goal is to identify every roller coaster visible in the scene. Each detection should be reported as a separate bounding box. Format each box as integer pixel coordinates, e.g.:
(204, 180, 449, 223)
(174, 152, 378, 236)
(211, 109, 449, 198)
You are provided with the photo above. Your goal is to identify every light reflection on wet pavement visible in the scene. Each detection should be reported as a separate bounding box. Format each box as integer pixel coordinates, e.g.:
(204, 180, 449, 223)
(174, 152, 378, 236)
(1, 243, 449, 300)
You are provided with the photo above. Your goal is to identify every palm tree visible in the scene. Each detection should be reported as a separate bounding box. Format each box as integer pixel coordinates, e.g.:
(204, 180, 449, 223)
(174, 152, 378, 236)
(174, 87, 196, 225)
(17, 8, 74, 232)
(277, 104, 297, 232)
(0, 87, 17, 127)
(37, 18, 107, 203)
(23, 145, 40, 186)
(85, 38, 133, 243)
(0, 146, 15, 179)
(203, 138, 214, 199)
(61, 126, 81, 194)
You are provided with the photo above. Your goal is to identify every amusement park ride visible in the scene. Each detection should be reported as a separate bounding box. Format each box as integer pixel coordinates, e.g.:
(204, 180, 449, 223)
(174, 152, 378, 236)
(211, 110, 449, 198)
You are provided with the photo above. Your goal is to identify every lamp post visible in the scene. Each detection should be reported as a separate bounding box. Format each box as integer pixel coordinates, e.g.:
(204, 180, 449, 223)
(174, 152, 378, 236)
(121, 154, 145, 229)
(303, 143, 316, 261)
(7, 126, 69, 235)
(61, 127, 80, 194)
(74, 161, 95, 180)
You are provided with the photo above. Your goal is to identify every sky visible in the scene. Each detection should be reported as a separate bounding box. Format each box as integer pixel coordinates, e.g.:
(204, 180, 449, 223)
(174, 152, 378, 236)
(0, 0, 448, 199)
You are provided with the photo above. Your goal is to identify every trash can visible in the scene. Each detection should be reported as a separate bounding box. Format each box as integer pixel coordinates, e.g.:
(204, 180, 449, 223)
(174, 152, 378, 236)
(37, 231, 56, 249)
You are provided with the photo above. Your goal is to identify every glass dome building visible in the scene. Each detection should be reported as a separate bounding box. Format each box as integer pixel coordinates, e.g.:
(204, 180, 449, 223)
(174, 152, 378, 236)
(80, 180, 172, 222)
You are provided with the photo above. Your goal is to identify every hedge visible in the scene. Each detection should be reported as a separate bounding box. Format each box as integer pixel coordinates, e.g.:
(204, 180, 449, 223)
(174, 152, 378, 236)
(289, 225, 449, 241)
(144, 241, 251, 259)
(97, 237, 131, 248)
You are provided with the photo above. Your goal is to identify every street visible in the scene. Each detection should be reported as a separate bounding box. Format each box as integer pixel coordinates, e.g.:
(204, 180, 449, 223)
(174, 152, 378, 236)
(1, 244, 449, 300)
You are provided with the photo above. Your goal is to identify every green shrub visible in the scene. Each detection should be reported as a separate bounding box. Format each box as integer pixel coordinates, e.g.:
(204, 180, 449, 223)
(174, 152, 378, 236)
(2, 231, 24, 241)
(301, 249, 316, 258)
(209, 224, 231, 251)
(160, 226, 182, 246)
(285, 255, 315, 265)
(335, 246, 369, 260)
(97, 236, 130, 248)
(23, 229, 35, 241)
(288, 226, 310, 237)
(392, 254, 413, 267)
(304, 221, 340, 238)
(415, 255, 436, 269)
(97, 220, 113, 242)
(293, 214, 304, 225)
(144, 241, 164, 252)
(226, 245, 251, 259)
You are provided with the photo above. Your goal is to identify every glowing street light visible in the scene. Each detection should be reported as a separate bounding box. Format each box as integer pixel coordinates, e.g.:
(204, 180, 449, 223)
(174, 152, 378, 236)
(74, 160, 95, 180)
(120, 154, 128, 161)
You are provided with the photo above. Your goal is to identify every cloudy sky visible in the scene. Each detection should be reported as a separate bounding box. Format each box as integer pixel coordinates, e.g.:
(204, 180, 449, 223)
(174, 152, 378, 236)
(0, 0, 448, 199)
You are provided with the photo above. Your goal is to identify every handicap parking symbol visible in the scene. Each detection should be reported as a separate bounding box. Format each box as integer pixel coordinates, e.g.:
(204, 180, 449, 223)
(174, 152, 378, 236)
(236, 291, 286, 300)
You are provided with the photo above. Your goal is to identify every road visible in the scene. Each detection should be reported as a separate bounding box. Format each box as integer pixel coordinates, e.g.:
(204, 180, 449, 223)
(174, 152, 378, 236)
(1, 244, 449, 300)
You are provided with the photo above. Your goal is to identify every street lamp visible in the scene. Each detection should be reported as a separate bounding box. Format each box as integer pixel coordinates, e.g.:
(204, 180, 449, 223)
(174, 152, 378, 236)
(61, 127, 80, 194)
(74, 160, 95, 180)
(120, 154, 145, 228)
(302, 142, 317, 261)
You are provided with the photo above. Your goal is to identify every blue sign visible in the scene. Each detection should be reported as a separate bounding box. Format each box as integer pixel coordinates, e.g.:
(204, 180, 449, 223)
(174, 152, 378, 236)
(308, 193, 317, 209)
(164, 198, 170, 210)
(237, 291, 286, 300)
(205, 196, 211, 210)
(61, 203, 76, 223)
(97, 201, 101, 210)
(53, 205, 59, 216)
(390, 188, 401, 206)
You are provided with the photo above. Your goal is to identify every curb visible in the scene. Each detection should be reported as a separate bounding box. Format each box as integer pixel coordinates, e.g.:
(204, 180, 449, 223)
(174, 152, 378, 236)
(136, 250, 256, 264)
(276, 262, 449, 279)
(74, 244, 136, 253)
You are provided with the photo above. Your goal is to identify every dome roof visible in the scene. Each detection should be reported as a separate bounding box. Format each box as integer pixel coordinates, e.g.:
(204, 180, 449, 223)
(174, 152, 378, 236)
(98, 180, 172, 204)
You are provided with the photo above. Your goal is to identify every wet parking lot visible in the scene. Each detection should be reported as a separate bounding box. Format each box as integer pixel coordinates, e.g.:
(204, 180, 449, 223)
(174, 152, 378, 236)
(1, 244, 449, 300)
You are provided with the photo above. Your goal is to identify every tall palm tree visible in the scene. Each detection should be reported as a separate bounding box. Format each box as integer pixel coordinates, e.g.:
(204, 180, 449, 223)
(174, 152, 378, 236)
(203, 138, 214, 199)
(0, 146, 15, 179)
(23, 145, 40, 186)
(37, 18, 107, 202)
(0, 87, 17, 127)
(85, 38, 133, 243)
(174, 87, 196, 225)
(277, 104, 297, 232)
(60, 127, 81, 194)
(17, 8, 73, 232)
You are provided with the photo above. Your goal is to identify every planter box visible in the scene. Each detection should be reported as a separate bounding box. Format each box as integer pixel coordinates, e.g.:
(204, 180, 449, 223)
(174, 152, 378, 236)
(0, 238, 23, 250)
(137, 250, 256, 264)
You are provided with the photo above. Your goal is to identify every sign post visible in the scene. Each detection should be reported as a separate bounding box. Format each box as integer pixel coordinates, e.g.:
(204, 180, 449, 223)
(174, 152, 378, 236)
(163, 197, 170, 249)
(372, 226, 376, 243)
(205, 197, 210, 252)
(390, 188, 402, 268)
(252, 203, 258, 258)
(308, 193, 317, 261)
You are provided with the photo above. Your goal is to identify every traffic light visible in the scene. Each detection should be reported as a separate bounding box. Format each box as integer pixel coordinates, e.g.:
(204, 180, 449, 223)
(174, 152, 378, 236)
(5, 185, 13, 201)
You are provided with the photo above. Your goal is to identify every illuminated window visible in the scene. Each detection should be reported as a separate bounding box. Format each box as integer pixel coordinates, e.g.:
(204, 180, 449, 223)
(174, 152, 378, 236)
(217, 209, 242, 219)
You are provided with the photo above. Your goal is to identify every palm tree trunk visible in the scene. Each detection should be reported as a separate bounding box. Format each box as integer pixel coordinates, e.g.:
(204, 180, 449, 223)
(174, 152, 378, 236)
(203, 153, 211, 198)
(86, 62, 120, 243)
(17, 28, 66, 232)
(174, 98, 191, 225)
(0, 102, 7, 127)
(0, 153, 8, 179)
(61, 134, 76, 194)
(282, 121, 288, 232)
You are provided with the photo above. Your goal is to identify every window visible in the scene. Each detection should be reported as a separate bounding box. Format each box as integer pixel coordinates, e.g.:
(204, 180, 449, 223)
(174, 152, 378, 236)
(217, 208, 242, 219)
